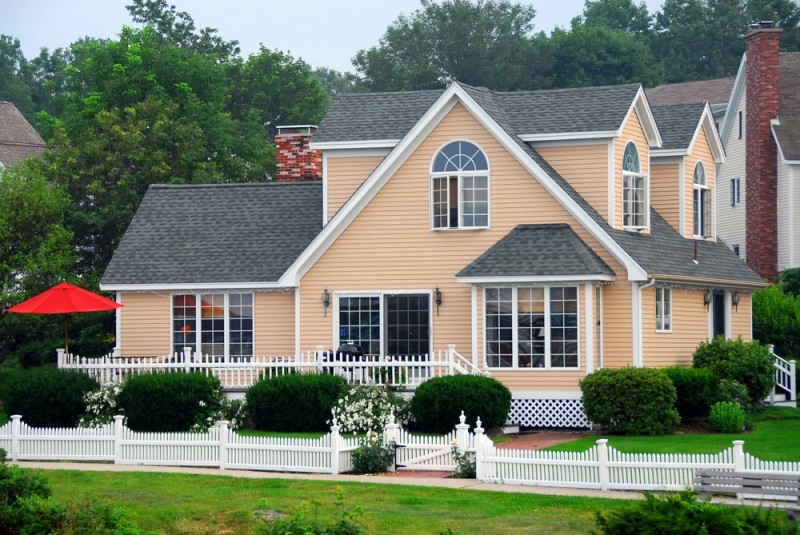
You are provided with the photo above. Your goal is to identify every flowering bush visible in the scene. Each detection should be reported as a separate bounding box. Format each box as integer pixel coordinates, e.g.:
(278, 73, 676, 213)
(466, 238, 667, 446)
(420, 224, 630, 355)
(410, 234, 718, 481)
(192, 395, 247, 431)
(330, 385, 408, 434)
(79, 382, 123, 428)
(450, 440, 476, 479)
(716, 379, 750, 409)
(350, 431, 394, 474)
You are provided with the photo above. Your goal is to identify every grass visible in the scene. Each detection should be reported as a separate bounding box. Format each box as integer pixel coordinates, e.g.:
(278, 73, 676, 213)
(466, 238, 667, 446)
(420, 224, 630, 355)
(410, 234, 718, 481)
(38, 470, 627, 534)
(548, 406, 800, 461)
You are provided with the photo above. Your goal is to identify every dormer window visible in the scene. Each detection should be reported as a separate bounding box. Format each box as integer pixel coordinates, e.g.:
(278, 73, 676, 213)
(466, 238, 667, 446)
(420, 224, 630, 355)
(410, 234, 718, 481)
(622, 142, 647, 230)
(431, 141, 489, 229)
(693, 162, 711, 238)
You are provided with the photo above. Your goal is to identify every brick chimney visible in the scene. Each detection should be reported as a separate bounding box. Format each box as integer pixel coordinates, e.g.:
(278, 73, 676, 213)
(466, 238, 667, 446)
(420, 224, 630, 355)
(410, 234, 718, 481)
(275, 125, 322, 182)
(745, 22, 781, 280)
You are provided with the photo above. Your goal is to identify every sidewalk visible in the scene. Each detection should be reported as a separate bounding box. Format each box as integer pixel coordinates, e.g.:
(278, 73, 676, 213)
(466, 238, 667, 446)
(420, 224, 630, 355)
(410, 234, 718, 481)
(15, 460, 643, 501)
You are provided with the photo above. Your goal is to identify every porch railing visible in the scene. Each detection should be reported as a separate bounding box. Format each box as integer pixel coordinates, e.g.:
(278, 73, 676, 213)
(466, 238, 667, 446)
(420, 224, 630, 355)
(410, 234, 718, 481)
(769, 345, 797, 405)
(57, 345, 481, 391)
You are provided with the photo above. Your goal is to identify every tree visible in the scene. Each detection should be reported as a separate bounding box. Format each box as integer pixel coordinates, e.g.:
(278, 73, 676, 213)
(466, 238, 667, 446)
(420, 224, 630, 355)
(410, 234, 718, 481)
(353, 0, 538, 91)
(0, 35, 36, 121)
(746, 0, 800, 51)
(580, 0, 653, 36)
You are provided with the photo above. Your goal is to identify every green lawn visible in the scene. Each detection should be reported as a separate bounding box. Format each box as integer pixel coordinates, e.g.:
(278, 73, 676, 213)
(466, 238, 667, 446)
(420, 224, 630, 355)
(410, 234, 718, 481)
(548, 407, 800, 461)
(40, 470, 626, 534)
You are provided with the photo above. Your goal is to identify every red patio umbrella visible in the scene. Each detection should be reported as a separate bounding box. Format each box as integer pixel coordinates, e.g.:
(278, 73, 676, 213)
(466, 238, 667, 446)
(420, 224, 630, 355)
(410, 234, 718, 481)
(7, 281, 123, 354)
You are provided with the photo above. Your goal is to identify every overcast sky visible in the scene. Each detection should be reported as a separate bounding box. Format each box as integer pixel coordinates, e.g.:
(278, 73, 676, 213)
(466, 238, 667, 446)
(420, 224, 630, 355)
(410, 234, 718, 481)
(2, 0, 664, 72)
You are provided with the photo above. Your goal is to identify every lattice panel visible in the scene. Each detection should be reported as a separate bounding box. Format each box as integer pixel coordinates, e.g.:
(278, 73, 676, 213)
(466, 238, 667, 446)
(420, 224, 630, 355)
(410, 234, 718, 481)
(509, 398, 590, 428)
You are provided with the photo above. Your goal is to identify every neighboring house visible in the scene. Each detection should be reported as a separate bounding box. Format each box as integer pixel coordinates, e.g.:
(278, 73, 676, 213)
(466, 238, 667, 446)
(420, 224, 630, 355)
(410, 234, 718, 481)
(0, 101, 46, 168)
(100, 82, 763, 427)
(647, 77, 734, 130)
(716, 23, 800, 279)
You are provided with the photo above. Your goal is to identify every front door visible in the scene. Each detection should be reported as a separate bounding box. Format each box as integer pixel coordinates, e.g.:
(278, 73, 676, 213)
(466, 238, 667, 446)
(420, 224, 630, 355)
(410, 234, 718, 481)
(712, 290, 726, 339)
(337, 293, 430, 356)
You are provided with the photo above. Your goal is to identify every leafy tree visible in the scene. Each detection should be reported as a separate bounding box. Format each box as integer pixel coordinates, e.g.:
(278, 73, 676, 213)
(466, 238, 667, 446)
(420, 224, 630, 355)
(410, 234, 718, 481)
(0, 35, 35, 121)
(778, 266, 800, 296)
(353, 0, 538, 91)
(579, 0, 653, 36)
(313, 66, 360, 96)
(746, 0, 800, 51)
(0, 164, 75, 363)
(753, 283, 800, 359)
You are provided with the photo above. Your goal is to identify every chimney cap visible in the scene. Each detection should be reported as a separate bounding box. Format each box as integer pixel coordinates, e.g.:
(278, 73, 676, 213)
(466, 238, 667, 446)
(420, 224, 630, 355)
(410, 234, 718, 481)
(276, 125, 318, 135)
(750, 20, 775, 30)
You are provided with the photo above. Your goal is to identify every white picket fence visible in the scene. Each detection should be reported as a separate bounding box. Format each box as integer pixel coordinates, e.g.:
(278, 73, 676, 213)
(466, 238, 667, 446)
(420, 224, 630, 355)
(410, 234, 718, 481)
(57, 345, 485, 391)
(1, 413, 798, 499)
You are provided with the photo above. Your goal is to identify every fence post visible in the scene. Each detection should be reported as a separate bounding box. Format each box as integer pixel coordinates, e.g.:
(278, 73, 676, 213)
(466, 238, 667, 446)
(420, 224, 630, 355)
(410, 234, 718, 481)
(113, 415, 125, 465)
(330, 418, 341, 475)
(10, 415, 21, 462)
(455, 411, 469, 452)
(473, 418, 485, 480)
(383, 412, 400, 473)
(218, 420, 229, 470)
(184, 347, 192, 371)
(732, 440, 745, 471)
(597, 439, 609, 491)
(791, 359, 797, 402)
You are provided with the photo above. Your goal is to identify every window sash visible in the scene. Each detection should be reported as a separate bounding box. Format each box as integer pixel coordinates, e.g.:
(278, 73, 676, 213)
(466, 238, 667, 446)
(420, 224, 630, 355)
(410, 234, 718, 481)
(656, 287, 672, 332)
(485, 286, 579, 369)
(730, 178, 740, 206)
(693, 187, 711, 237)
(431, 173, 489, 229)
(623, 172, 647, 228)
(172, 293, 253, 360)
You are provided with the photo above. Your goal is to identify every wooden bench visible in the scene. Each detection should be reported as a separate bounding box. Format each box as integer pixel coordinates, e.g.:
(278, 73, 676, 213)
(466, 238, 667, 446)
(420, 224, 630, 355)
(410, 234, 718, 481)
(694, 469, 800, 520)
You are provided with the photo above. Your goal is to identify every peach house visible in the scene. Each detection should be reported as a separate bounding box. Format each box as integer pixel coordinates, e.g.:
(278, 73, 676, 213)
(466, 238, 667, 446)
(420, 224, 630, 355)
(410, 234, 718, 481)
(97, 82, 764, 427)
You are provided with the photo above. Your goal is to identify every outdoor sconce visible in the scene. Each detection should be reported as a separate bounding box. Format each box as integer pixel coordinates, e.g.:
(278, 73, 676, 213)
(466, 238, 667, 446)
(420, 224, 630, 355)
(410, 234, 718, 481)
(703, 289, 713, 308)
(732, 290, 740, 311)
(322, 288, 330, 316)
(433, 286, 442, 316)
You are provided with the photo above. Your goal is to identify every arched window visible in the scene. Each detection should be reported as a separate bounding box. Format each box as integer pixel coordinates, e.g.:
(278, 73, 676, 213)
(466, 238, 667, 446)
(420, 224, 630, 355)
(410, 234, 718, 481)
(693, 162, 711, 237)
(622, 142, 647, 229)
(431, 141, 489, 229)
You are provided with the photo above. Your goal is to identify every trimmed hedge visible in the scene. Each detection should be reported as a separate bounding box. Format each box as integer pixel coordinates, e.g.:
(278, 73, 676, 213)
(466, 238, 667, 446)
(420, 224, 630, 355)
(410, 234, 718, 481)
(117, 372, 221, 431)
(693, 337, 775, 406)
(5, 367, 98, 427)
(246, 373, 347, 432)
(663, 366, 719, 420)
(580, 367, 679, 435)
(409, 375, 511, 434)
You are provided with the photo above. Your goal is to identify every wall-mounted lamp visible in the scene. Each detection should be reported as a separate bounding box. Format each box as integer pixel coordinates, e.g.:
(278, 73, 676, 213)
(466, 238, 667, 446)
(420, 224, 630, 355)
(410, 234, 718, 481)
(322, 288, 331, 316)
(731, 290, 740, 311)
(704, 289, 713, 308)
(433, 286, 442, 316)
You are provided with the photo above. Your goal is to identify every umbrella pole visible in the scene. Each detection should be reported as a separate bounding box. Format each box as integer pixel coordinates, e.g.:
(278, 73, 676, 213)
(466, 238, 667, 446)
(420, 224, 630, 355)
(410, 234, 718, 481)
(63, 315, 69, 356)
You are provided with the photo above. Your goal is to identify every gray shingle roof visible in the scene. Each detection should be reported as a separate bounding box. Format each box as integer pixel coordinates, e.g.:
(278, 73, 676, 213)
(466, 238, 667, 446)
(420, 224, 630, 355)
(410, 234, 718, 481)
(101, 182, 322, 286)
(0, 101, 46, 167)
(651, 102, 707, 150)
(774, 52, 800, 161)
(647, 77, 734, 107)
(457, 224, 614, 279)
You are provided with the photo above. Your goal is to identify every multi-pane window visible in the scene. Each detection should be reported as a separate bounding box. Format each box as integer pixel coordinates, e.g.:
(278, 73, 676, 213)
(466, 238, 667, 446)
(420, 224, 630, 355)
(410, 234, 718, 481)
(338, 296, 381, 356)
(656, 287, 672, 332)
(431, 141, 489, 229)
(730, 177, 741, 206)
(485, 286, 579, 369)
(172, 293, 253, 361)
(622, 142, 647, 229)
(693, 162, 711, 237)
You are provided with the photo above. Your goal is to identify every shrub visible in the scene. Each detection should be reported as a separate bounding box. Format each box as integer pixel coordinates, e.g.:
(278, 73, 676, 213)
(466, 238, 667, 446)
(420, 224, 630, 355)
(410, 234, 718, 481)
(117, 372, 222, 432)
(451, 443, 476, 479)
(663, 366, 719, 419)
(80, 381, 123, 428)
(580, 367, 680, 435)
(5, 367, 98, 427)
(717, 378, 750, 407)
(258, 488, 364, 535)
(709, 401, 745, 433)
(409, 375, 511, 434)
(246, 373, 346, 432)
(350, 431, 394, 474)
(594, 490, 798, 534)
(330, 385, 408, 434)
(693, 337, 775, 406)
(753, 283, 800, 360)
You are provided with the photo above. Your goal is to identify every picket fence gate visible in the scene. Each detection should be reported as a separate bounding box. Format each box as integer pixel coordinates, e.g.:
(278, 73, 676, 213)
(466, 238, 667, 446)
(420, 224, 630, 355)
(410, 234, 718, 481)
(1, 414, 798, 499)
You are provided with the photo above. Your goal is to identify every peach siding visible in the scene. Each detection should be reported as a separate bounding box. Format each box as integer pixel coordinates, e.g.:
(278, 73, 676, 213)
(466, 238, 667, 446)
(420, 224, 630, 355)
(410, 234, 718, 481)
(536, 143, 609, 219)
(730, 292, 752, 341)
(613, 108, 650, 229)
(300, 102, 639, 392)
(254, 291, 296, 356)
(326, 155, 385, 222)
(118, 293, 170, 356)
(651, 162, 680, 229)
(642, 287, 709, 368)
(599, 282, 634, 368)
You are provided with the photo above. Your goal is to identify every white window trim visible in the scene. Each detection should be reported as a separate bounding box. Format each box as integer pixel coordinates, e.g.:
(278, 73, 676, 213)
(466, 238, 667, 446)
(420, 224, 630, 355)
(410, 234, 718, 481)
(483, 286, 581, 370)
(655, 287, 672, 333)
(171, 292, 254, 361)
(430, 140, 490, 231)
(622, 142, 649, 231)
(693, 162, 712, 238)
(730, 177, 741, 206)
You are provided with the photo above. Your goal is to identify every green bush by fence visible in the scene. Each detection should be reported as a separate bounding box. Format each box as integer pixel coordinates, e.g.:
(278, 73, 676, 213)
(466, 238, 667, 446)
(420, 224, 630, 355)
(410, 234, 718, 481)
(693, 337, 775, 407)
(4, 367, 98, 427)
(663, 366, 719, 420)
(580, 367, 679, 435)
(246, 373, 347, 432)
(409, 375, 511, 434)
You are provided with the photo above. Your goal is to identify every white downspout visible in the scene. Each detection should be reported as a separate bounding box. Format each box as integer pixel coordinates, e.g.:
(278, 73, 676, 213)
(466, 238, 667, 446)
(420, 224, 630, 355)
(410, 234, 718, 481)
(633, 278, 655, 367)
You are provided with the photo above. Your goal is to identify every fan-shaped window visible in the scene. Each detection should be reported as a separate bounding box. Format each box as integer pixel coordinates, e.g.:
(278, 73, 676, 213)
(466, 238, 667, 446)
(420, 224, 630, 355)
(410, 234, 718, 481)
(622, 142, 647, 229)
(431, 141, 489, 229)
(693, 162, 711, 237)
